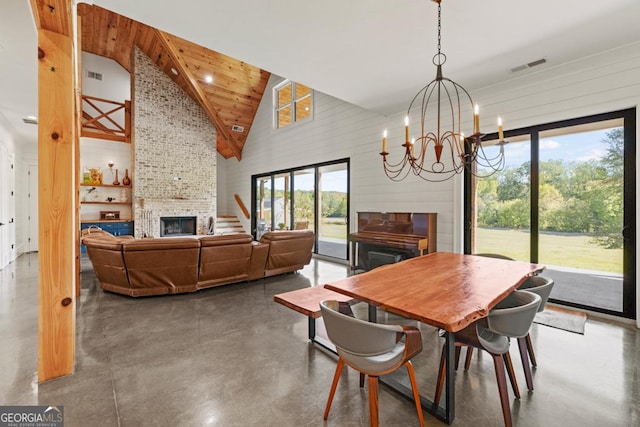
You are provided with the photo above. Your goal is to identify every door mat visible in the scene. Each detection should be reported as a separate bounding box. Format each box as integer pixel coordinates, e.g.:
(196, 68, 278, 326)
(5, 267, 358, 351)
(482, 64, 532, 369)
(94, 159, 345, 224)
(533, 306, 587, 334)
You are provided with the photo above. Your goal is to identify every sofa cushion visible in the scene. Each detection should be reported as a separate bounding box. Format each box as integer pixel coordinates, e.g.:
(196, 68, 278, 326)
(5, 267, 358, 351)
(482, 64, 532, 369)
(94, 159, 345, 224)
(260, 230, 314, 272)
(123, 238, 200, 294)
(197, 234, 253, 288)
(199, 233, 253, 247)
(83, 238, 130, 292)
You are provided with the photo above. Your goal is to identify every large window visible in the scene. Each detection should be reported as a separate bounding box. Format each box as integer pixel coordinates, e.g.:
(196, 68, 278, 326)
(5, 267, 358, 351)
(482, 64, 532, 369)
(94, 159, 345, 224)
(465, 109, 636, 319)
(252, 159, 349, 260)
(274, 80, 312, 129)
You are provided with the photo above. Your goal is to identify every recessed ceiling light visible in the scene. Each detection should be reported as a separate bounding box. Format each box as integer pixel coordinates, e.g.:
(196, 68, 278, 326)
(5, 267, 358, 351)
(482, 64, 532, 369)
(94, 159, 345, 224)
(170, 67, 178, 76)
(204, 74, 213, 84)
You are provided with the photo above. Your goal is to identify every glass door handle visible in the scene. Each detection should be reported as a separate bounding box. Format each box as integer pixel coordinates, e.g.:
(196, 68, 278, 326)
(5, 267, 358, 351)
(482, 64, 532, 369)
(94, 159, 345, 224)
(622, 225, 634, 242)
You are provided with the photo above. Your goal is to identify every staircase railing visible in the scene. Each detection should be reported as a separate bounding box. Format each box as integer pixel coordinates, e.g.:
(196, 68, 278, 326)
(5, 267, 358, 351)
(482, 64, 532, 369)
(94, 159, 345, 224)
(81, 94, 131, 143)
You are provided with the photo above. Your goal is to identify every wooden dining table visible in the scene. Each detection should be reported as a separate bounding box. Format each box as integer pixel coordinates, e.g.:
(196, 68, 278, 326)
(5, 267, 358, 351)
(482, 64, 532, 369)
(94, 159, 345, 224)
(323, 251, 544, 424)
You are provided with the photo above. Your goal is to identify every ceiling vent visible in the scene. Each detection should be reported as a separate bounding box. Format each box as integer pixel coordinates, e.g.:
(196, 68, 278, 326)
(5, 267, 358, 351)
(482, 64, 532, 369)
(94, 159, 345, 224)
(231, 124, 245, 133)
(87, 70, 103, 81)
(509, 58, 547, 74)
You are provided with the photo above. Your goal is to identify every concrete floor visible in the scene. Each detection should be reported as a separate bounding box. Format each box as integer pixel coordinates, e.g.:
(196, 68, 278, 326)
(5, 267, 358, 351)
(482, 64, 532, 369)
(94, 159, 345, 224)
(1, 252, 639, 426)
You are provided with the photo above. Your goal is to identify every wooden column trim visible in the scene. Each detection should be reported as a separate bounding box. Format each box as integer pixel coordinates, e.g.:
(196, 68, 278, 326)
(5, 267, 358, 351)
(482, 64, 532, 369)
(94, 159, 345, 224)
(155, 29, 243, 160)
(36, 25, 77, 382)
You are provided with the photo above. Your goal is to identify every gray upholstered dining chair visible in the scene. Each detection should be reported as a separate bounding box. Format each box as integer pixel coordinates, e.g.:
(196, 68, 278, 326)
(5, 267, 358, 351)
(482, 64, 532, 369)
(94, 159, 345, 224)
(517, 275, 555, 368)
(464, 274, 554, 391)
(320, 300, 425, 427)
(434, 290, 541, 427)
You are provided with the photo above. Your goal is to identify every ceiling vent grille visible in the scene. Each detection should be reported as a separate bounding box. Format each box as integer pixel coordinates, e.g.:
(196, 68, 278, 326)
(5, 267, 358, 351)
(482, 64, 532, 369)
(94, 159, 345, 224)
(509, 58, 547, 73)
(87, 70, 103, 81)
(231, 124, 245, 133)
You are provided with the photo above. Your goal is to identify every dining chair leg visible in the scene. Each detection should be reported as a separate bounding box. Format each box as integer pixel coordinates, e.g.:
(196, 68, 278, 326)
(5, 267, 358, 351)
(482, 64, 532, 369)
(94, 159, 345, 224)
(324, 358, 345, 420)
(434, 344, 447, 405)
(525, 332, 538, 367)
(454, 345, 462, 370)
(503, 352, 520, 399)
(492, 354, 513, 427)
(517, 337, 534, 391)
(368, 376, 379, 427)
(464, 346, 474, 370)
(405, 361, 425, 427)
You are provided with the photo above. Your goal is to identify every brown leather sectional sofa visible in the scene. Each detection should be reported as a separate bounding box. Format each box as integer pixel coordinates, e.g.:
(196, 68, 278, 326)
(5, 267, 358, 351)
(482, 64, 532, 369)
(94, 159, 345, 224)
(82, 230, 315, 297)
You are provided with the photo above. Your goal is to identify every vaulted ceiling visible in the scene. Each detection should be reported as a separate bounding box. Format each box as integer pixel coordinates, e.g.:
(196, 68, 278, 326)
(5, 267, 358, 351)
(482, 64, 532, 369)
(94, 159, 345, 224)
(76, 4, 270, 160)
(6, 1, 640, 153)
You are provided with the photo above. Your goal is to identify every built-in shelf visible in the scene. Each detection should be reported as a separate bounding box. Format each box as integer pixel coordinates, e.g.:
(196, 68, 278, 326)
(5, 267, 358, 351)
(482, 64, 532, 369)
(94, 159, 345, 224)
(81, 183, 131, 188)
(81, 201, 130, 205)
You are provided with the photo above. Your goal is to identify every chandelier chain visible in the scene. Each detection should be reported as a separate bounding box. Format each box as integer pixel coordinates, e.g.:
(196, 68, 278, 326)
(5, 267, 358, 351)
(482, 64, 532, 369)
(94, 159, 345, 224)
(437, 2, 441, 55)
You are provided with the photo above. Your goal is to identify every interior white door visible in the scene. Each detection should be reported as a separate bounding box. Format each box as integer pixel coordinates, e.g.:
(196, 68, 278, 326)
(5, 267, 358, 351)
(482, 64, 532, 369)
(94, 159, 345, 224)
(28, 164, 38, 252)
(6, 153, 15, 264)
(0, 146, 5, 267)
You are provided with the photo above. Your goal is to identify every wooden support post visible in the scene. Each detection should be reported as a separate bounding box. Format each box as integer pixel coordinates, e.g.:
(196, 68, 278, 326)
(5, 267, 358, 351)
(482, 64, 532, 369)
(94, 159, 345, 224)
(36, 27, 77, 382)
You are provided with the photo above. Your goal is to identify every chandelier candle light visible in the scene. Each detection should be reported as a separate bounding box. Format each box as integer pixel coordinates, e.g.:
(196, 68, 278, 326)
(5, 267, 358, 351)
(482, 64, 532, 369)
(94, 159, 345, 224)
(381, 0, 507, 182)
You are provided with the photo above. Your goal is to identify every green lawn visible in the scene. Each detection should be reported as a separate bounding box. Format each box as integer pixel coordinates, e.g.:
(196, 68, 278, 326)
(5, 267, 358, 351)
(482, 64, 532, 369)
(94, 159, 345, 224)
(475, 227, 622, 273)
(319, 217, 347, 240)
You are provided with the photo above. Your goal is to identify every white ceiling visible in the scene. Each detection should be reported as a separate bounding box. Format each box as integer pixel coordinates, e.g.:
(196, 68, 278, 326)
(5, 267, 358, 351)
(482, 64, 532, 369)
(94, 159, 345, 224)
(2, 0, 640, 147)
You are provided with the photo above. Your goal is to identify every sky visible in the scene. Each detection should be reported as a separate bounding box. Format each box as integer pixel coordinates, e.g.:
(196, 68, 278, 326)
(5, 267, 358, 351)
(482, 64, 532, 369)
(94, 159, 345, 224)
(488, 128, 616, 169)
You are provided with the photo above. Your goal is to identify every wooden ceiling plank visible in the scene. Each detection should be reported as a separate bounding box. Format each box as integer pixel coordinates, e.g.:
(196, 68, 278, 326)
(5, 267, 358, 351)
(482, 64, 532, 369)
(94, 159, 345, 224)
(155, 29, 242, 160)
(206, 88, 264, 109)
(77, 5, 271, 161)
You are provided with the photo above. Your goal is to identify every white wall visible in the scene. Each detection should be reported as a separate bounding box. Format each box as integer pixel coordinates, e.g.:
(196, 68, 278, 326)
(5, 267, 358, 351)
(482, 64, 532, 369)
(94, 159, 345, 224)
(221, 41, 640, 323)
(222, 76, 458, 250)
(82, 52, 130, 102)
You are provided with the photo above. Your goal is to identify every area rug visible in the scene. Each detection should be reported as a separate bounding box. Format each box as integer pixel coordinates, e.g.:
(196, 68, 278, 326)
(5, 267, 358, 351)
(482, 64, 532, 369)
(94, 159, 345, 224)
(533, 306, 587, 334)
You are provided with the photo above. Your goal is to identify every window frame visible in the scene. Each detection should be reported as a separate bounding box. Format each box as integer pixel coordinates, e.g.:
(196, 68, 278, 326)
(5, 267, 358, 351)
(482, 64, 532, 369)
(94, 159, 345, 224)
(251, 158, 350, 260)
(463, 108, 636, 319)
(273, 79, 313, 130)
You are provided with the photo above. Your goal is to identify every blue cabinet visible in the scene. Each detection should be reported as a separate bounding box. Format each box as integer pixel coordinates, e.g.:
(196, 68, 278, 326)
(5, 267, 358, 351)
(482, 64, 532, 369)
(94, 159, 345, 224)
(80, 221, 134, 253)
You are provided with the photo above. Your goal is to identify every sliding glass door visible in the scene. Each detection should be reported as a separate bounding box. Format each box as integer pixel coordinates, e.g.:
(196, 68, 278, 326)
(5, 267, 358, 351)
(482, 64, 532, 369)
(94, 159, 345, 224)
(252, 159, 350, 260)
(316, 164, 348, 259)
(466, 109, 636, 319)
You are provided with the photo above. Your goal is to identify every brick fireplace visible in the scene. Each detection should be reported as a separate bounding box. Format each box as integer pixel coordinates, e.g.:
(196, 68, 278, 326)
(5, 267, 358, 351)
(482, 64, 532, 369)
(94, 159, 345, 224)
(132, 47, 217, 238)
(160, 216, 197, 237)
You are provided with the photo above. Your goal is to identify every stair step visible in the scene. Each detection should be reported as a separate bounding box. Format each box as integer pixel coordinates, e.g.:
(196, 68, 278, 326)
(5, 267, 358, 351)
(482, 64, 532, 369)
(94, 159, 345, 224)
(215, 215, 246, 235)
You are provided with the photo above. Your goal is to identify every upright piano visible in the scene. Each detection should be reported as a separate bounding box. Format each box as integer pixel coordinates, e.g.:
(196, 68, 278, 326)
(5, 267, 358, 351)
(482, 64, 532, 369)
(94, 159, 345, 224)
(349, 212, 437, 272)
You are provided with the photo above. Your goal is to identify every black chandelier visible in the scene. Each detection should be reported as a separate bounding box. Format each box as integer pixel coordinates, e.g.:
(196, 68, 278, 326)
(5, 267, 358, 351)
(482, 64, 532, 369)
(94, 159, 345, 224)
(381, 0, 507, 182)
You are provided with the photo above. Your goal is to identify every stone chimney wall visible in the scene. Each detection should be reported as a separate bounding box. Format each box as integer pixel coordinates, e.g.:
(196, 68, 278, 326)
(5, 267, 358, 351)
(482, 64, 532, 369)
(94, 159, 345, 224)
(132, 46, 217, 237)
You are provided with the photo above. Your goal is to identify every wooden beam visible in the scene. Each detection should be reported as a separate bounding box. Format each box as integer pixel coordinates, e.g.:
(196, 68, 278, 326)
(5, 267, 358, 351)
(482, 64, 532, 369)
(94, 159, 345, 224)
(155, 29, 242, 160)
(33, 0, 77, 382)
(31, 0, 73, 35)
(75, 13, 82, 299)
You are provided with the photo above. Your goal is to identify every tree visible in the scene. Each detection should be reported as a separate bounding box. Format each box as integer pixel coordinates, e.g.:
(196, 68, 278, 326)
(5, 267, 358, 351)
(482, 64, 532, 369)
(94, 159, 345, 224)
(496, 162, 529, 201)
(589, 128, 624, 248)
